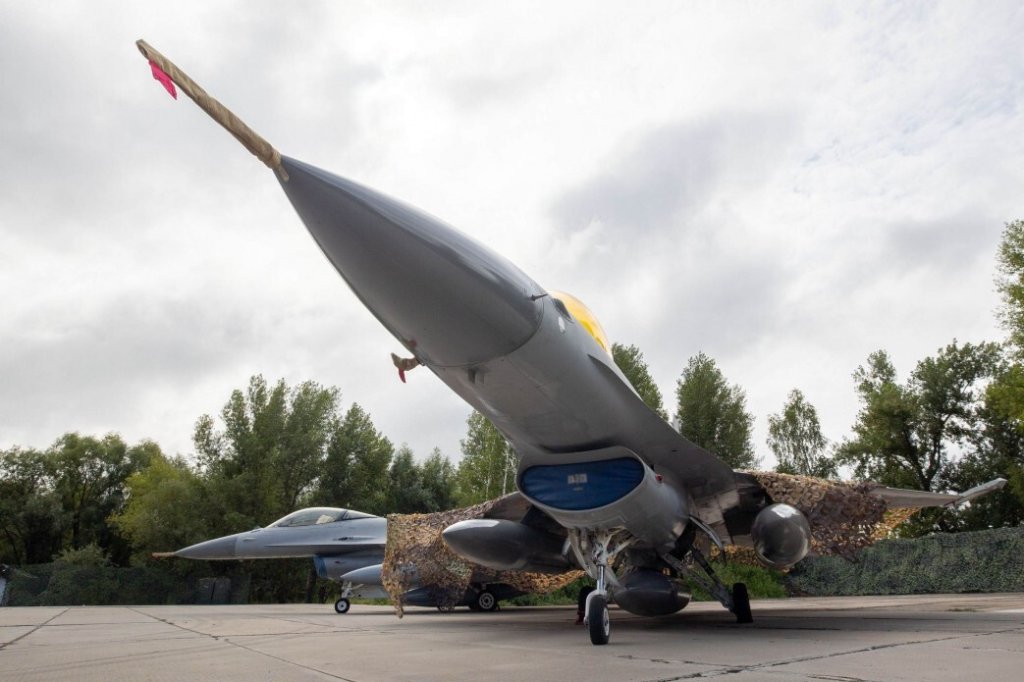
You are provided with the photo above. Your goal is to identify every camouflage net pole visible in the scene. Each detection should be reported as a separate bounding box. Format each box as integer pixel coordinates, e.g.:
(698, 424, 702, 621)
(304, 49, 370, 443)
(135, 39, 288, 181)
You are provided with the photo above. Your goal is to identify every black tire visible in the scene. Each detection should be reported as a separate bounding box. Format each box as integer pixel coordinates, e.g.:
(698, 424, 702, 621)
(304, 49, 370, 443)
(732, 582, 752, 624)
(587, 594, 610, 645)
(334, 598, 350, 614)
(476, 589, 498, 612)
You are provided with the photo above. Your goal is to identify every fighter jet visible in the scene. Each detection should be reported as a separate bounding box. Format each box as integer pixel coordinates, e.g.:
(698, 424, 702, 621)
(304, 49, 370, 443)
(138, 41, 1007, 644)
(269, 156, 1006, 644)
(174, 506, 521, 613)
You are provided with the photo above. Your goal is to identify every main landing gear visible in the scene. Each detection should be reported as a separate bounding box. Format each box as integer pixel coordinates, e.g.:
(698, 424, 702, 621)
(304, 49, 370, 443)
(467, 587, 499, 612)
(471, 589, 499, 612)
(660, 531, 753, 625)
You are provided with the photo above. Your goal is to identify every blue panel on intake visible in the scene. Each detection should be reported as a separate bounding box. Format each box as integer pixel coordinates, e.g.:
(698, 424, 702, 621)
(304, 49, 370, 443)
(521, 457, 644, 510)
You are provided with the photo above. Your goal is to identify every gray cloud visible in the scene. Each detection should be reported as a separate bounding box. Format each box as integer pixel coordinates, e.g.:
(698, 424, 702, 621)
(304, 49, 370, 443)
(549, 111, 799, 247)
(542, 112, 800, 358)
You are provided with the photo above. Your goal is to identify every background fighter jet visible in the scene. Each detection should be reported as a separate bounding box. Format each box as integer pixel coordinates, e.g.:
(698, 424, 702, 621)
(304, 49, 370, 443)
(140, 42, 1007, 645)
(174, 507, 522, 613)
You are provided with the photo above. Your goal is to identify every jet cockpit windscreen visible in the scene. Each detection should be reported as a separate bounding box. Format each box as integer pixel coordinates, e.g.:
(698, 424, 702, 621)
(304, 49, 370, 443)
(268, 507, 375, 527)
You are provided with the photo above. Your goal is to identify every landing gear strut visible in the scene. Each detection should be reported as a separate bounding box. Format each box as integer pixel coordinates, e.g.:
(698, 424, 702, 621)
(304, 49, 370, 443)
(569, 528, 635, 646)
(334, 580, 354, 614)
(660, 542, 753, 624)
(576, 585, 595, 624)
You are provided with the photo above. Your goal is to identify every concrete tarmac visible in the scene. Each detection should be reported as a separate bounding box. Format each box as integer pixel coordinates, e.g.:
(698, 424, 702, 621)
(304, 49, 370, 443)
(1, 594, 1022, 681)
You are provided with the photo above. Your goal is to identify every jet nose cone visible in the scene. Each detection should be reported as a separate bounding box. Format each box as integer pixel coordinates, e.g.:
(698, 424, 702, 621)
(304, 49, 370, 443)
(175, 534, 239, 560)
(278, 157, 543, 367)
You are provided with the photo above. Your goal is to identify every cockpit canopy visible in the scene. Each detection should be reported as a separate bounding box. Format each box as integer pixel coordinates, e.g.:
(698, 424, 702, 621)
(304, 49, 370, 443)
(549, 290, 611, 355)
(268, 507, 377, 528)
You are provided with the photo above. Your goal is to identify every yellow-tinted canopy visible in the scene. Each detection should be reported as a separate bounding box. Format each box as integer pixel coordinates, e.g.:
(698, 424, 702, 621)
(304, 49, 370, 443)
(549, 291, 611, 354)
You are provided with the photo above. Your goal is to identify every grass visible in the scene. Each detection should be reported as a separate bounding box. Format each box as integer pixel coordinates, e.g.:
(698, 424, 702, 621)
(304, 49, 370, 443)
(506, 560, 787, 607)
(689, 561, 788, 600)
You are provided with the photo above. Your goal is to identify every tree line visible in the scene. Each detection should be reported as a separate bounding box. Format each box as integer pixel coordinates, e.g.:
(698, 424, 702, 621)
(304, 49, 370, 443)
(3, 220, 1024, 570)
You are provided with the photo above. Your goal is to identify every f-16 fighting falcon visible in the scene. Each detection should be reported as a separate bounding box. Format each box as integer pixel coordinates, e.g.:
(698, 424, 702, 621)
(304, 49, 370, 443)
(173, 506, 521, 614)
(138, 41, 1007, 645)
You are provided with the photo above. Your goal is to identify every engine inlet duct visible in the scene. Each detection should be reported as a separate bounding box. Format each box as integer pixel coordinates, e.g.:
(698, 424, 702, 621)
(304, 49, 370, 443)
(750, 503, 812, 569)
(518, 446, 688, 549)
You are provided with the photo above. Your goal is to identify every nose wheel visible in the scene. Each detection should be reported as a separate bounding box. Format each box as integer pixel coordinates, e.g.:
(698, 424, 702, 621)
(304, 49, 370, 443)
(586, 593, 610, 645)
(570, 528, 634, 646)
(334, 597, 350, 614)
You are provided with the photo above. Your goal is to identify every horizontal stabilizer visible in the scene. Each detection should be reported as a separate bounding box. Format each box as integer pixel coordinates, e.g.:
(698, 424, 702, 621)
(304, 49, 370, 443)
(869, 478, 1007, 509)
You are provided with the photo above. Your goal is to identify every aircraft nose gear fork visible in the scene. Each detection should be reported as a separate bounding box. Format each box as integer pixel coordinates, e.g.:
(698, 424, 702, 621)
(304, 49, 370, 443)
(569, 528, 635, 645)
(335, 580, 355, 614)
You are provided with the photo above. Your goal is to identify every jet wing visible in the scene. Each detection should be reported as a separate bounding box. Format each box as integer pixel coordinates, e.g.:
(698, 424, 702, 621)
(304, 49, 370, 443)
(868, 478, 1008, 509)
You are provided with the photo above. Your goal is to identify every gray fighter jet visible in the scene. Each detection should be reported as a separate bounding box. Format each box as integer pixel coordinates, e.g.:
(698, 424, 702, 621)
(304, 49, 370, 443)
(175, 507, 521, 613)
(140, 41, 1007, 645)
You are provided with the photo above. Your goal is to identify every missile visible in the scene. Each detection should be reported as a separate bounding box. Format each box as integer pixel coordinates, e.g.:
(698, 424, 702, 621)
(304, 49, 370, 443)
(614, 568, 691, 617)
(442, 519, 573, 573)
(750, 503, 812, 569)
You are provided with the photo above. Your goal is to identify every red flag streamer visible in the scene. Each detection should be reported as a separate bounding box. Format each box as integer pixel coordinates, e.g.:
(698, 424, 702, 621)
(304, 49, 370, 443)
(148, 60, 177, 99)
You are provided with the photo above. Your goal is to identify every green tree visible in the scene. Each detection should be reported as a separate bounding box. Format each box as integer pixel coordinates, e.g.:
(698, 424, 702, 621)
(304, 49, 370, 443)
(0, 447, 64, 564)
(675, 352, 757, 469)
(941, 364, 1024, 529)
(951, 217, 1024, 527)
(194, 375, 340, 530)
(420, 448, 457, 512)
(456, 411, 517, 505)
(314, 403, 393, 515)
(767, 389, 835, 478)
(837, 343, 1002, 493)
(110, 453, 211, 557)
(45, 433, 154, 564)
(612, 342, 668, 419)
(995, 218, 1024, 353)
(387, 446, 429, 513)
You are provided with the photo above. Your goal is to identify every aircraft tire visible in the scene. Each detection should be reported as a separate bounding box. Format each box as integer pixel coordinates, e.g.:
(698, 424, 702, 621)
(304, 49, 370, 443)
(475, 589, 498, 612)
(587, 594, 610, 645)
(334, 598, 351, 614)
(732, 582, 752, 623)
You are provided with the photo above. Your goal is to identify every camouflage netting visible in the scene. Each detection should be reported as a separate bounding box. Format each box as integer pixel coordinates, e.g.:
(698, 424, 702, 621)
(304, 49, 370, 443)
(382, 495, 584, 617)
(748, 472, 918, 561)
(383, 475, 922, 612)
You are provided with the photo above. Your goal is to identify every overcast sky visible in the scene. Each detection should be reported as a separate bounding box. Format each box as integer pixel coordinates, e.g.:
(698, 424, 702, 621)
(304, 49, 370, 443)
(2, 1, 1023, 469)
